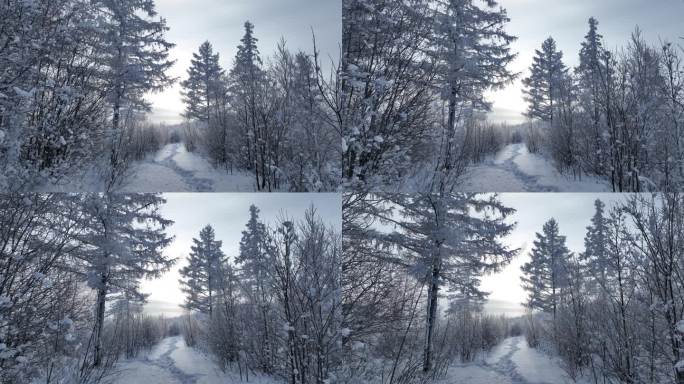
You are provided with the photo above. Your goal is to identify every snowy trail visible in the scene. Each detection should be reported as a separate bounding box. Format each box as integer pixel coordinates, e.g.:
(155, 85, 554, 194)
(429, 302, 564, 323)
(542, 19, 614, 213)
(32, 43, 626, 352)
(121, 143, 256, 192)
(491, 144, 560, 192)
(462, 143, 610, 192)
(110, 336, 200, 384)
(143, 337, 201, 384)
(441, 336, 585, 384)
(110, 336, 279, 384)
(152, 143, 214, 192)
(480, 336, 530, 384)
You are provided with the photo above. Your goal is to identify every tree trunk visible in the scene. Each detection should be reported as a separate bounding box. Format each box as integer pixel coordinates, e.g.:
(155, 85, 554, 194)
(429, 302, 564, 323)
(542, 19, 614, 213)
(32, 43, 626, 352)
(423, 256, 440, 373)
(93, 280, 107, 367)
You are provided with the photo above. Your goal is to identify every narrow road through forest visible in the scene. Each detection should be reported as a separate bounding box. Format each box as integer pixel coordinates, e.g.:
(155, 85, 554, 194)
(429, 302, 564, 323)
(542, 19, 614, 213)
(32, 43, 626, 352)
(121, 143, 255, 192)
(462, 143, 610, 192)
(441, 336, 582, 384)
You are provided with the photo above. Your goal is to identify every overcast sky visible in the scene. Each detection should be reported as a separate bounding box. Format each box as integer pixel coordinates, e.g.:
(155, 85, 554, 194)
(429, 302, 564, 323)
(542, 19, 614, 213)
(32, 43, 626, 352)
(487, 0, 684, 123)
(141, 193, 341, 317)
(148, 0, 341, 124)
(481, 193, 630, 316)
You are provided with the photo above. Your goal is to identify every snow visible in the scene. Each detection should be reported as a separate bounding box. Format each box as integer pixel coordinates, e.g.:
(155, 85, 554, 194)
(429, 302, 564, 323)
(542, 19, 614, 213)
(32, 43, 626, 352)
(37, 142, 259, 192)
(676, 320, 684, 333)
(121, 143, 257, 192)
(441, 336, 589, 384)
(462, 143, 611, 192)
(675, 360, 684, 372)
(109, 336, 281, 384)
(441, 364, 513, 384)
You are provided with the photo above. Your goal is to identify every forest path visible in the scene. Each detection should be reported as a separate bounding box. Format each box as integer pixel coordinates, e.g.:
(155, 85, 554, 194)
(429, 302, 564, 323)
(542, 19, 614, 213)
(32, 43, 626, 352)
(110, 336, 278, 384)
(122, 143, 256, 192)
(492, 143, 560, 192)
(441, 336, 583, 384)
(109, 336, 200, 384)
(143, 336, 201, 384)
(461, 143, 610, 192)
(479, 336, 532, 384)
(149, 143, 214, 192)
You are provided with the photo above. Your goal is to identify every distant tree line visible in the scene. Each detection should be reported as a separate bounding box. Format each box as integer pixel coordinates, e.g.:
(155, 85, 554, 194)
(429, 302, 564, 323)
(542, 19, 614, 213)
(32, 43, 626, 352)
(178, 205, 343, 384)
(180, 23, 340, 192)
(521, 194, 684, 383)
(522, 19, 684, 191)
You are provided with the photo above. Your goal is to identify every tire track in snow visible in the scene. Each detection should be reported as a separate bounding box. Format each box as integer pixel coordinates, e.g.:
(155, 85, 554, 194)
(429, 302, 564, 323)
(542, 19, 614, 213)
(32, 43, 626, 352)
(155, 143, 214, 192)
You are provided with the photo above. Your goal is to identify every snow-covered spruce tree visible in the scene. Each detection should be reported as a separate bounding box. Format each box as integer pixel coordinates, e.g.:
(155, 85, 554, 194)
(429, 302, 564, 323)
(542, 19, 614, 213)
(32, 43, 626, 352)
(428, 0, 517, 190)
(181, 41, 226, 124)
(94, 0, 175, 188)
(370, 193, 518, 374)
(520, 218, 571, 326)
(179, 224, 227, 316)
(522, 37, 568, 125)
(70, 193, 175, 367)
(229, 21, 268, 190)
(234, 204, 275, 373)
(580, 199, 609, 297)
(207, 260, 240, 367)
(575, 18, 609, 177)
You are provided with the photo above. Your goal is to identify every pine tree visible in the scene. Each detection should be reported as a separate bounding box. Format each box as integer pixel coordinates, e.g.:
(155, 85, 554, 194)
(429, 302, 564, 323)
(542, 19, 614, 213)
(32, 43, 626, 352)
(431, 0, 517, 186)
(234, 204, 274, 372)
(581, 199, 609, 296)
(520, 218, 571, 323)
(372, 193, 518, 372)
(576, 17, 608, 175)
(181, 41, 226, 123)
(179, 224, 226, 316)
(71, 193, 175, 367)
(522, 37, 568, 123)
(229, 21, 266, 190)
(96, 0, 176, 178)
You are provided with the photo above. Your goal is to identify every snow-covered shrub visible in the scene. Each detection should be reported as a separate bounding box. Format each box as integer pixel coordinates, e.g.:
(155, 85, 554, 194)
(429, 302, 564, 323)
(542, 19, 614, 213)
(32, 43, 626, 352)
(182, 122, 204, 153)
(462, 120, 510, 164)
(121, 120, 167, 161)
(181, 313, 202, 348)
(509, 322, 523, 337)
(523, 312, 542, 348)
(524, 122, 546, 154)
(104, 300, 167, 359)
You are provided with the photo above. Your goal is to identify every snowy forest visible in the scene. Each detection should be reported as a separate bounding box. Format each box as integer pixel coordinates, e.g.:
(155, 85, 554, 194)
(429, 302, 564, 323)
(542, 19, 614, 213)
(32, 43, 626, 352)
(342, 0, 684, 192)
(342, 192, 684, 384)
(0, 0, 340, 192)
(0, 193, 343, 384)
